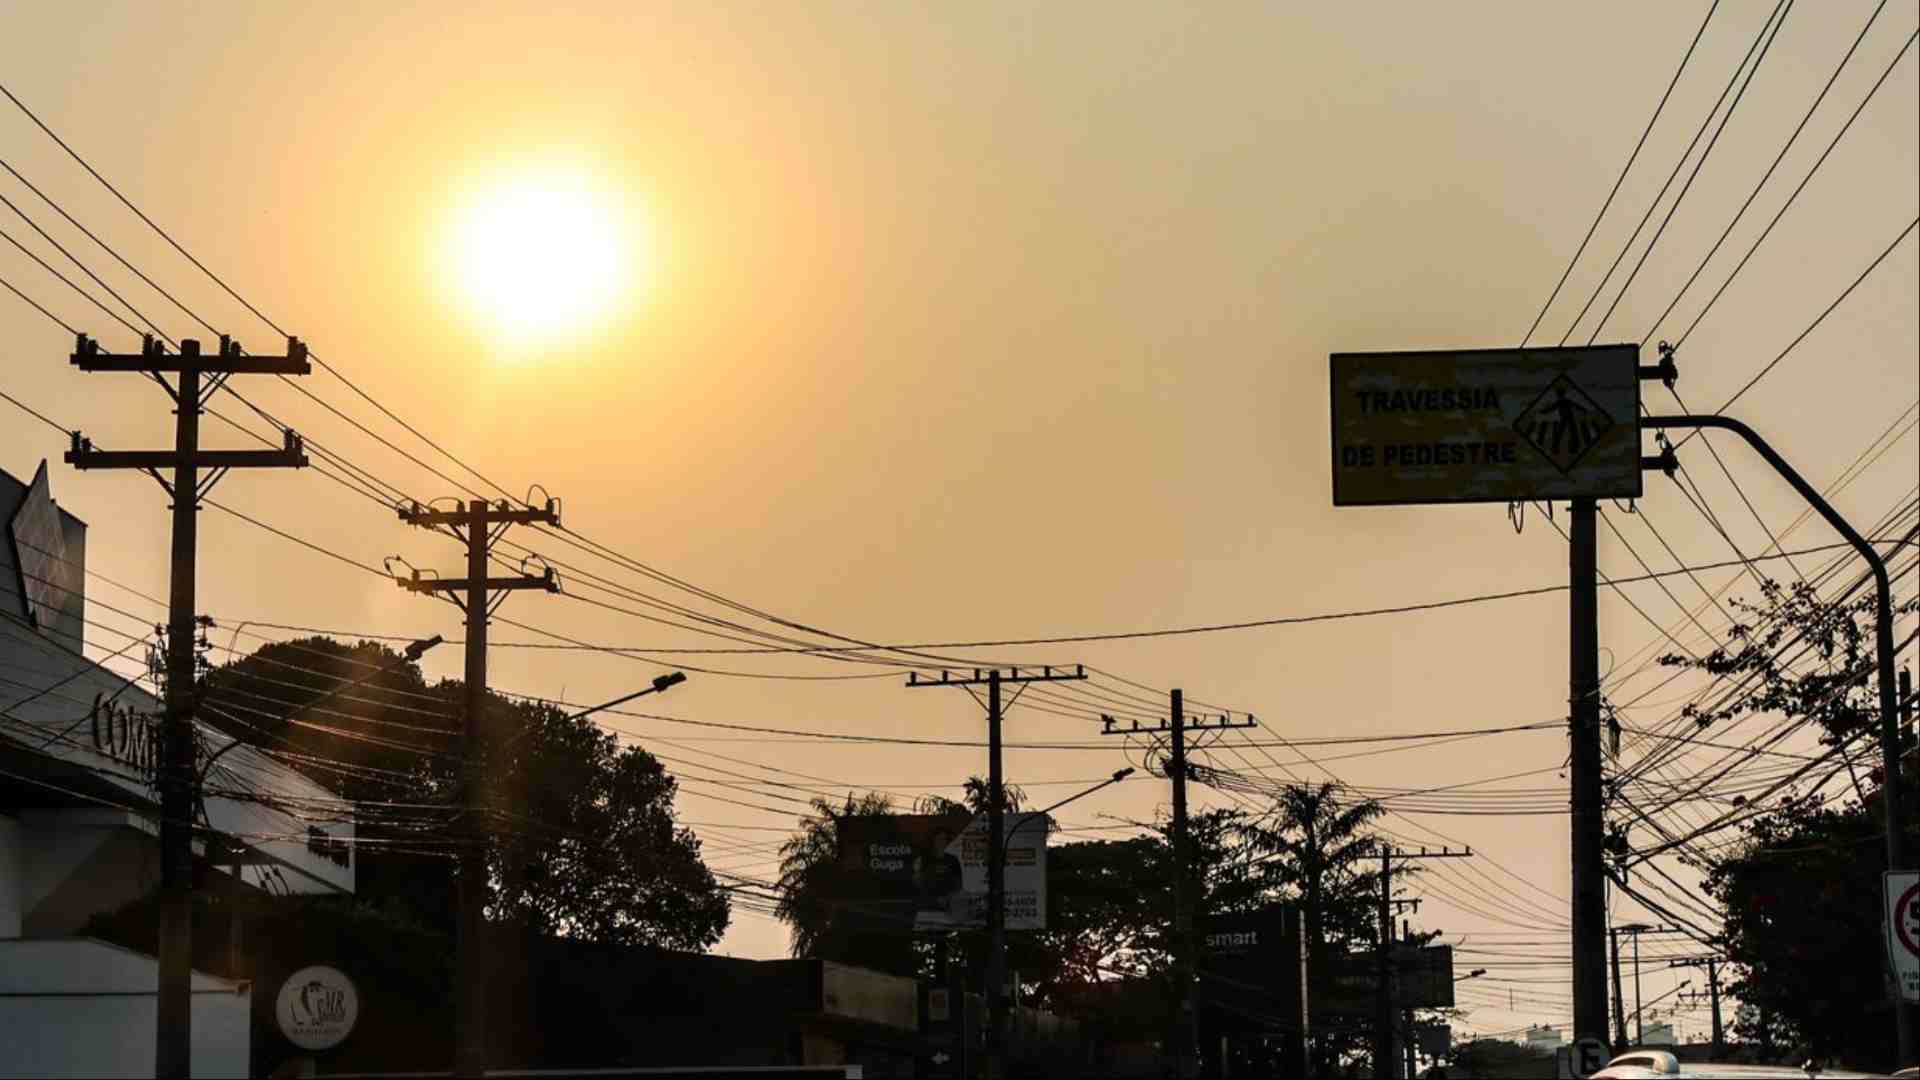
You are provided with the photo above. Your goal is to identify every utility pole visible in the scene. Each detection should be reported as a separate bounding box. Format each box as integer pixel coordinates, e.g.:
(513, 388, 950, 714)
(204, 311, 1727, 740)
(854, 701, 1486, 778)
(907, 665, 1087, 1079)
(1610, 924, 1629, 1050)
(1668, 955, 1724, 1057)
(1169, 689, 1199, 1078)
(1569, 493, 1613, 1054)
(1402, 918, 1417, 1080)
(1373, 847, 1469, 1079)
(65, 333, 310, 1079)
(395, 497, 561, 1079)
(1098, 700, 1255, 1080)
(1606, 924, 1673, 1047)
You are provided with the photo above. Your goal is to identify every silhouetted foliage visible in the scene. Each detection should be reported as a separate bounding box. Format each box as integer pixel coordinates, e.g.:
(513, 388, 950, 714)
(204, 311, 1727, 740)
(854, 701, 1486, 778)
(205, 636, 727, 950)
(1657, 577, 1917, 1070)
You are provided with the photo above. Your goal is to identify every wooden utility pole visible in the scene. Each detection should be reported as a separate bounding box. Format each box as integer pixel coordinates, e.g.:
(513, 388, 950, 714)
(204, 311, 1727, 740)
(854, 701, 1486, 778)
(907, 665, 1087, 1079)
(395, 497, 560, 1079)
(1098, 700, 1254, 1079)
(66, 333, 311, 1079)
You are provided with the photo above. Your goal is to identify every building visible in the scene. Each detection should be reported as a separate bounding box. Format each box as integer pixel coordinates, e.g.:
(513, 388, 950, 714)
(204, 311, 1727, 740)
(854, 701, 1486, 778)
(1644, 1021, 1676, 1046)
(0, 459, 354, 1079)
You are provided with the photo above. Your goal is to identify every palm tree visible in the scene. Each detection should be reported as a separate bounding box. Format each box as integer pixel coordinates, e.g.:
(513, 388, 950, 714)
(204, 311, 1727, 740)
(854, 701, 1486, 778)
(775, 791, 899, 963)
(1243, 781, 1387, 958)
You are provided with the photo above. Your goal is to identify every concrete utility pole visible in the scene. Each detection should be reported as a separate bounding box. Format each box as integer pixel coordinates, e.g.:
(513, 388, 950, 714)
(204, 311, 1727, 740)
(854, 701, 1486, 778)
(395, 497, 561, 1079)
(1643, 411, 1913, 1063)
(1569, 494, 1612, 1054)
(1098, 701, 1254, 1079)
(1610, 923, 1630, 1049)
(66, 333, 310, 1079)
(1169, 689, 1200, 1077)
(907, 665, 1087, 1079)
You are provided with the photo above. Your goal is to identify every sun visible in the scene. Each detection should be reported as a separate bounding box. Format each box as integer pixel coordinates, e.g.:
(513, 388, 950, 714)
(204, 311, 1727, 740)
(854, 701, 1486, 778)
(442, 165, 644, 346)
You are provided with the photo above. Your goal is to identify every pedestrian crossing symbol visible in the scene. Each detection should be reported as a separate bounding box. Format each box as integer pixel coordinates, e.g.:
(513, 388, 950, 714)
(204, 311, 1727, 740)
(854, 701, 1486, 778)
(1513, 374, 1615, 475)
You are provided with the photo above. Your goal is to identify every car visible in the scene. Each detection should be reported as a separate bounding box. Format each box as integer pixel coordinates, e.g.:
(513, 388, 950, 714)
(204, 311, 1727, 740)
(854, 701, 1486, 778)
(1591, 1049, 1889, 1078)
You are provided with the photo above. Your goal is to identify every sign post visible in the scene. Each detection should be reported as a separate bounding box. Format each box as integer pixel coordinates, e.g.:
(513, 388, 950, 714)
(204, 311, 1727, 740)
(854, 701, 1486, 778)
(1330, 343, 1644, 1059)
(1889, 872, 1920, 1003)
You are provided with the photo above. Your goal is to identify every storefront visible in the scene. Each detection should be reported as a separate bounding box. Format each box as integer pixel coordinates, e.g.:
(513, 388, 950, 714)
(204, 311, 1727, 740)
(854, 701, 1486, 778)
(0, 459, 355, 1078)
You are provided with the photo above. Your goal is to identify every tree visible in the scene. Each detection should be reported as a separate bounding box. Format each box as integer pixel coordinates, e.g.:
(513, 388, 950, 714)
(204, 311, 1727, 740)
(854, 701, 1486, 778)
(203, 636, 728, 950)
(1703, 792, 1904, 1065)
(774, 790, 925, 974)
(1241, 781, 1389, 960)
(486, 699, 729, 949)
(1237, 781, 1399, 1074)
(1657, 576, 1920, 1070)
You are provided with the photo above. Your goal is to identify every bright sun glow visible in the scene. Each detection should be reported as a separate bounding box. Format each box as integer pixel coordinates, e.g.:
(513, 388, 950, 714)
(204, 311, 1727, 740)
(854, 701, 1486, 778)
(443, 166, 643, 345)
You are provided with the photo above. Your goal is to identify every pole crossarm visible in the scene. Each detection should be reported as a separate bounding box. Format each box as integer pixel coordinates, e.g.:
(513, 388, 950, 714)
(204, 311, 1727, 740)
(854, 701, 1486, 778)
(398, 498, 560, 528)
(906, 664, 1087, 687)
(1097, 713, 1257, 736)
(399, 572, 558, 595)
(70, 332, 312, 375)
(65, 440, 308, 472)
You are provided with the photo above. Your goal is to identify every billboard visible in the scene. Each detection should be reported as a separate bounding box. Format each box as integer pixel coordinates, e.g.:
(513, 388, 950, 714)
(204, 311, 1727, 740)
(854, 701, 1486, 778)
(835, 812, 1050, 932)
(1313, 945, 1456, 1016)
(9, 461, 74, 634)
(1329, 344, 1642, 506)
(1199, 907, 1305, 1033)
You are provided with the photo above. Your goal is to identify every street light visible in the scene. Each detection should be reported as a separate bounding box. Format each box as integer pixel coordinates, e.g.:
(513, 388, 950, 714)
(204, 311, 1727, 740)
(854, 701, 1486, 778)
(1456, 968, 1487, 982)
(501, 670, 689, 751)
(567, 671, 688, 722)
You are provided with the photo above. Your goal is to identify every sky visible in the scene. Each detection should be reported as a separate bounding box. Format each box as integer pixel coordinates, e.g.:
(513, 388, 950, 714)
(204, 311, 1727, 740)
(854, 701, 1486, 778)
(2, 1, 1916, 1044)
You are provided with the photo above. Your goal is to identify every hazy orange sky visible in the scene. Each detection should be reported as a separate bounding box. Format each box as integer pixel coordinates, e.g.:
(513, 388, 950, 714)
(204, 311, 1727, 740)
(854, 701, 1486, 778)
(3, 2, 1915, 1041)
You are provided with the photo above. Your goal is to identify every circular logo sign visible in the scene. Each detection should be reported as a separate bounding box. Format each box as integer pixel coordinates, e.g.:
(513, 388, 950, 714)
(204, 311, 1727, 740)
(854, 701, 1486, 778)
(275, 965, 359, 1051)
(1897, 883, 1920, 959)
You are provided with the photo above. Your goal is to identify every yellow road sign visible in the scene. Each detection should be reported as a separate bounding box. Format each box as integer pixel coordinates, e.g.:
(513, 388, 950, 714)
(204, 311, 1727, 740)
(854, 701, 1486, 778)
(1330, 345, 1643, 506)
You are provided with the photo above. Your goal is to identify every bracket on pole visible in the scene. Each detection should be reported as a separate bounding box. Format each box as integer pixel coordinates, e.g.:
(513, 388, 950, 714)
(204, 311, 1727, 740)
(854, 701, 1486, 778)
(1637, 342, 1679, 388)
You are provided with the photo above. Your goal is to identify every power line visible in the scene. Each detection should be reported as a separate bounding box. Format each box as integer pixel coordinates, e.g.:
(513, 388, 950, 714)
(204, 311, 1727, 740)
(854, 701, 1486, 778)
(1519, 0, 1722, 347)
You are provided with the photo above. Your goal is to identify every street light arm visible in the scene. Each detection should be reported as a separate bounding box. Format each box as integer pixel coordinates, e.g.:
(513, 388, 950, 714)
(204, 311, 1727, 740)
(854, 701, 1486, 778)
(1001, 767, 1135, 858)
(564, 671, 688, 724)
(496, 671, 691, 753)
(1644, 415, 1906, 886)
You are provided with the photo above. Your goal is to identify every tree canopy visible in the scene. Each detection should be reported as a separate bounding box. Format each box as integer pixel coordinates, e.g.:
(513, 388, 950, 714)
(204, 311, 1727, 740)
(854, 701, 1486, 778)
(1656, 576, 1919, 1070)
(203, 635, 728, 950)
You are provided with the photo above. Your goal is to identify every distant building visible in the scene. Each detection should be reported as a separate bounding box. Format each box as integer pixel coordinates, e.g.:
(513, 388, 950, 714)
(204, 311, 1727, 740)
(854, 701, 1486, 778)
(1645, 1021, 1676, 1045)
(1525, 1024, 1566, 1051)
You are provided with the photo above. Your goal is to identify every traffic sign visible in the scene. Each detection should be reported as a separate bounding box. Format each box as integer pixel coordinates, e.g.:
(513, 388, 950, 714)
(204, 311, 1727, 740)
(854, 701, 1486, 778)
(1887, 871, 1920, 1001)
(1328, 344, 1642, 506)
